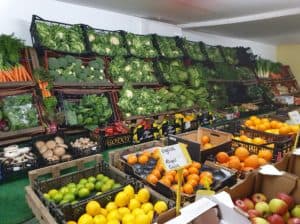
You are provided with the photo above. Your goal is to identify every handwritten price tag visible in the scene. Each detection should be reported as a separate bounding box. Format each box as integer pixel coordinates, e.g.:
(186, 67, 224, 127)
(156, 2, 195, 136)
(288, 110, 300, 124)
(159, 143, 192, 171)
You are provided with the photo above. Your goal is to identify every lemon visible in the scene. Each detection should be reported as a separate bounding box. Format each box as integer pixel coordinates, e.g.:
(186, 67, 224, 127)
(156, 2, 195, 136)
(114, 191, 129, 207)
(128, 198, 141, 211)
(132, 208, 144, 217)
(100, 208, 108, 216)
(154, 201, 168, 214)
(122, 213, 135, 224)
(118, 207, 130, 217)
(78, 214, 93, 224)
(107, 219, 120, 224)
(147, 210, 154, 223)
(141, 202, 153, 213)
(106, 202, 118, 212)
(107, 210, 120, 221)
(123, 185, 135, 199)
(136, 188, 150, 203)
(86, 200, 101, 216)
(135, 213, 150, 224)
(67, 221, 77, 224)
(93, 214, 106, 224)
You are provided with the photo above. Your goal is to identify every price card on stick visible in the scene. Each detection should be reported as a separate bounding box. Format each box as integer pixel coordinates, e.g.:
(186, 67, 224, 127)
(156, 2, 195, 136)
(159, 143, 192, 216)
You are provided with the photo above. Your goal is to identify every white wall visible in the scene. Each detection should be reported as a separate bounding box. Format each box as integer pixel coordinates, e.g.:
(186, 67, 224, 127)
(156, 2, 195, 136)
(0, 0, 276, 60)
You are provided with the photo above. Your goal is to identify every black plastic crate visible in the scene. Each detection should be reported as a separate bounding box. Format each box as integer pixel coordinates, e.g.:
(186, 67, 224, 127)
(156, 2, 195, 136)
(101, 132, 133, 150)
(55, 180, 175, 224)
(34, 161, 129, 209)
(84, 25, 128, 57)
(30, 15, 89, 56)
(152, 34, 184, 59)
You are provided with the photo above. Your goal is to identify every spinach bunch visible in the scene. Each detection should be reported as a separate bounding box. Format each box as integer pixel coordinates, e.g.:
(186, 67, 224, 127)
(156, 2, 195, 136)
(36, 22, 85, 53)
(156, 36, 183, 58)
(87, 28, 127, 56)
(109, 57, 157, 83)
(125, 33, 158, 58)
(158, 60, 188, 84)
(182, 39, 206, 61)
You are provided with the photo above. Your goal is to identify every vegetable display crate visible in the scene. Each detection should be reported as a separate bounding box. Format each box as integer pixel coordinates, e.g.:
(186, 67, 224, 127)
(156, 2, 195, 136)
(0, 137, 38, 181)
(0, 48, 35, 88)
(33, 160, 130, 214)
(100, 132, 133, 151)
(0, 88, 46, 141)
(119, 147, 236, 204)
(55, 89, 117, 130)
(43, 50, 113, 88)
(124, 32, 159, 59)
(30, 15, 89, 56)
(54, 180, 175, 224)
(176, 37, 208, 62)
(152, 34, 184, 59)
(84, 25, 128, 57)
(167, 127, 232, 162)
(106, 56, 162, 88)
(25, 155, 101, 224)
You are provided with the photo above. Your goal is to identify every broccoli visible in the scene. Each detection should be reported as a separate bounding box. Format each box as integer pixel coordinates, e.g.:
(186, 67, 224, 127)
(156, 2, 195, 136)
(48, 57, 60, 70)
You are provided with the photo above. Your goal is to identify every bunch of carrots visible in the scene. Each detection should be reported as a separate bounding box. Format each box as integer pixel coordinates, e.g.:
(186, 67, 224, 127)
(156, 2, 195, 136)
(0, 64, 32, 82)
(38, 80, 51, 97)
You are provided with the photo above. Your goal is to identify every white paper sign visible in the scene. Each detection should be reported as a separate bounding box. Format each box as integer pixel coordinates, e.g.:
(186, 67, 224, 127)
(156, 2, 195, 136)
(288, 110, 300, 124)
(159, 144, 192, 171)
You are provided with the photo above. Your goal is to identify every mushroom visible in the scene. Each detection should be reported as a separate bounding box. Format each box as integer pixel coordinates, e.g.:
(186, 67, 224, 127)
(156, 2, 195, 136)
(42, 150, 53, 159)
(3, 145, 18, 152)
(19, 147, 31, 154)
(39, 145, 48, 154)
(57, 143, 68, 149)
(35, 141, 45, 150)
(55, 137, 64, 144)
(46, 140, 56, 149)
(61, 154, 72, 160)
(48, 155, 60, 161)
(53, 147, 66, 157)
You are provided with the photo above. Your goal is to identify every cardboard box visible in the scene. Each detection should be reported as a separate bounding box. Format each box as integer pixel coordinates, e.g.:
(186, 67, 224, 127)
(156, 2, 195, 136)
(159, 192, 250, 224)
(275, 152, 300, 177)
(168, 127, 232, 162)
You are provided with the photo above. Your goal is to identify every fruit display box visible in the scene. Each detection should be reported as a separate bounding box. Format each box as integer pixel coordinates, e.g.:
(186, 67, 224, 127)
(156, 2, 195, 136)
(275, 152, 300, 177)
(167, 127, 232, 162)
(33, 158, 130, 213)
(25, 155, 103, 224)
(54, 180, 175, 224)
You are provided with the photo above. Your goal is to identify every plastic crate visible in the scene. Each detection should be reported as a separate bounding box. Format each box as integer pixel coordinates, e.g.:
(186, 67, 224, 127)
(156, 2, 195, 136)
(43, 50, 113, 88)
(54, 180, 175, 224)
(30, 15, 89, 56)
(152, 34, 184, 59)
(84, 25, 128, 57)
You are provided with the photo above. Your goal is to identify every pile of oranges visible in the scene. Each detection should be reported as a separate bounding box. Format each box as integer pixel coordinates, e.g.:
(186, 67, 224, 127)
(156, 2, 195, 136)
(216, 146, 273, 172)
(244, 116, 299, 135)
(200, 135, 213, 149)
(127, 149, 160, 165)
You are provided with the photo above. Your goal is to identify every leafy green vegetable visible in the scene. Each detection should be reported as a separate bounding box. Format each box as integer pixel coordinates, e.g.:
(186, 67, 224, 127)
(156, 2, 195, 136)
(125, 33, 158, 58)
(247, 86, 264, 100)
(0, 34, 24, 70)
(2, 94, 39, 131)
(222, 47, 238, 64)
(156, 36, 183, 58)
(109, 57, 157, 83)
(35, 22, 85, 53)
(63, 94, 112, 130)
(214, 63, 254, 80)
(208, 84, 228, 109)
(158, 60, 188, 84)
(205, 46, 224, 63)
(43, 96, 58, 122)
(187, 64, 207, 88)
(256, 57, 283, 78)
(87, 28, 127, 56)
(182, 39, 206, 61)
(48, 56, 108, 83)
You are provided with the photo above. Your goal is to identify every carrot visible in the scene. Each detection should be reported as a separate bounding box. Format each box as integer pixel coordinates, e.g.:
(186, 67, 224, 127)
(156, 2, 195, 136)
(1, 71, 7, 82)
(4, 70, 14, 82)
(13, 66, 19, 81)
(20, 65, 32, 81)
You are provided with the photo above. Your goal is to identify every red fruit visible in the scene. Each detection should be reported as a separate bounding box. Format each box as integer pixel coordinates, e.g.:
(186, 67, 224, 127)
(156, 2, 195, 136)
(244, 198, 255, 210)
(267, 214, 285, 224)
(277, 193, 295, 210)
(252, 193, 267, 204)
(287, 218, 300, 224)
(248, 209, 262, 218)
(269, 198, 288, 215)
(235, 199, 248, 212)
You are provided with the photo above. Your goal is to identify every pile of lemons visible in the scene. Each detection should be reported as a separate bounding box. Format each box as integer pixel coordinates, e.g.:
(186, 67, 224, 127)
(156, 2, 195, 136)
(67, 185, 168, 224)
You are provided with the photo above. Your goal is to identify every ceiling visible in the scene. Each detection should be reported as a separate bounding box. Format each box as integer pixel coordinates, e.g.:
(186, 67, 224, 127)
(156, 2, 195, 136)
(58, 0, 300, 44)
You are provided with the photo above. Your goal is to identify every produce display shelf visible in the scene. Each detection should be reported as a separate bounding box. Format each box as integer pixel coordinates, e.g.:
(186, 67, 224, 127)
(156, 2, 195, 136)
(207, 78, 257, 85)
(258, 78, 296, 83)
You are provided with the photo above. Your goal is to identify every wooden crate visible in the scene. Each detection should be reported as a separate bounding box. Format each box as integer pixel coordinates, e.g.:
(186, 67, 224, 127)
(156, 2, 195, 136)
(25, 154, 102, 224)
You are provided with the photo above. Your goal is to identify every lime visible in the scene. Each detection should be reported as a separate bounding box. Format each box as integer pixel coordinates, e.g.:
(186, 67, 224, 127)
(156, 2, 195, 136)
(112, 183, 121, 189)
(79, 178, 88, 185)
(96, 192, 102, 196)
(53, 192, 63, 203)
(67, 183, 76, 189)
(68, 187, 77, 195)
(71, 200, 78, 205)
(78, 188, 90, 198)
(101, 183, 112, 192)
(96, 174, 104, 181)
(106, 179, 115, 187)
(59, 199, 69, 205)
(102, 176, 109, 183)
(76, 183, 85, 190)
(95, 181, 103, 191)
(85, 182, 95, 191)
(48, 189, 58, 198)
(59, 187, 69, 195)
(63, 193, 75, 202)
(88, 176, 97, 183)
(43, 193, 51, 200)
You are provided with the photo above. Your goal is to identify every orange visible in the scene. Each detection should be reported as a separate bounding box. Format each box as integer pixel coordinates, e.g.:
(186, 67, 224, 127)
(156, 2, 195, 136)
(250, 116, 258, 121)
(234, 147, 249, 162)
(263, 122, 271, 130)
(239, 135, 249, 142)
(191, 161, 201, 169)
(203, 143, 213, 149)
(216, 152, 230, 163)
(252, 137, 266, 145)
(187, 174, 200, 182)
(171, 184, 183, 193)
(183, 183, 194, 194)
(201, 135, 210, 144)
(261, 118, 270, 123)
(174, 173, 180, 183)
(199, 171, 213, 180)
(228, 156, 241, 170)
(156, 163, 164, 172)
(244, 155, 259, 169)
(151, 151, 160, 160)
(166, 170, 176, 176)
(199, 177, 213, 186)
(165, 174, 174, 183)
(142, 151, 151, 157)
(244, 120, 253, 127)
(146, 174, 158, 185)
(151, 169, 161, 179)
(187, 179, 198, 187)
(253, 118, 261, 126)
(188, 166, 199, 175)
(159, 178, 171, 187)
(258, 158, 267, 166)
(138, 155, 149, 164)
(182, 169, 189, 177)
(270, 120, 279, 129)
(279, 126, 291, 135)
(258, 150, 273, 162)
(257, 124, 267, 131)
(127, 154, 138, 165)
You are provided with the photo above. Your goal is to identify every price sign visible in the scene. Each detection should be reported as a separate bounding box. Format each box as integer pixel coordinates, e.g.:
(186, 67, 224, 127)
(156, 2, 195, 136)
(288, 111, 300, 124)
(159, 143, 192, 171)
